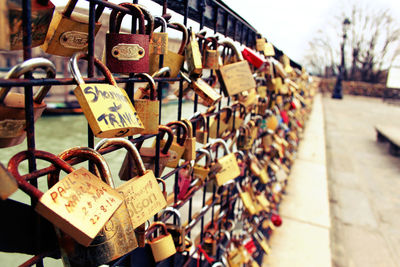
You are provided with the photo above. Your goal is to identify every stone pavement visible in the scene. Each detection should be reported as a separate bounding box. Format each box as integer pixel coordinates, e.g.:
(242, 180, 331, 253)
(265, 93, 331, 267)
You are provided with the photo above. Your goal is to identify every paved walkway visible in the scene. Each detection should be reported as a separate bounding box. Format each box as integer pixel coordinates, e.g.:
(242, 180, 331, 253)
(265, 93, 332, 266)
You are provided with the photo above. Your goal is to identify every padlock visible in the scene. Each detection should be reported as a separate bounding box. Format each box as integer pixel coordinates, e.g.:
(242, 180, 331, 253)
(208, 139, 241, 186)
(134, 73, 159, 134)
(216, 40, 256, 96)
(281, 54, 293, 74)
(161, 207, 186, 252)
(193, 148, 212, 183)
(157, 178, 168, 201)
(238, 88, 258, 109)
(227, 103, 246, 130)
(95, 138, 167, 229)
(185, 28, 203, 78)
(181, 119, 196, 161)
(253, 231, 271, 254)
(149, 16, 168, 55)
(227, 247, 243, 267)
(47, 146, 138, 266)
(257, 97, 269, 116)
(180, 71, 222, 107)
(257, 85, 267, 98)
(149, 22, 188, 78)
(8, 150, 123, 247)
(0, 0, 55, 50)
(236, 125, 250, 151)
(194, 113, 209, 144)
(0, 162, 17, 200)
(147, 222, 177, 262)
(209, 107, 232, 138)
(0, 58, 56, 148)
(272, 58, 287, 79)
(106, 3, 152, 73)
(256, 193, 271, 213)
(255, 35, 265, 52)
(236, 184, 257, 215)
(70, 52, 144, 137)
(134, 66, 170, 100)
(202, 37, 219, 70)
(242, 46, 266, 69)
(203, 230, 217, 257)
(177, 163, 193, 200)
(249, 154, 270, 184)
(41, 0, 105, 56)
(158, 121, 188, 168)
(264, 42, 276, 57)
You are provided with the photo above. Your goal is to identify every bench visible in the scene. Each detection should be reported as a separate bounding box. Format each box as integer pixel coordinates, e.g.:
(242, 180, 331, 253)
(375, 124, 400, 156)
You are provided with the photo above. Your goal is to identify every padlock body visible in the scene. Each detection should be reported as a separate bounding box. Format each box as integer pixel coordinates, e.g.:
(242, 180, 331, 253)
(193, 165, 209, 182)
(0, 93, 46, 147)
(256, 38, 266, 52)
(214, 153, 241, 186)
(117, 170, 167, 229)
(185, 39, 202, 77)
(0, 0, 55, 50)
(192, 79, 222, 107)
(195, 130, 208, 144)
(74, 83, 144, 138)
(42, 11, 101, 56)
(158, 140, 185, 168)
(203, 49, 219, 69)
(242, 47, 265, 69)
(134, 99, 159, 135)
(203, 238, 217, 256)
(209, 114, 229, 138)
(240, 191, 257, 215)
(183, 137, 196, 161)
(149, 32, 168, 55)
(149, 51, 184, 78)
(216, 60, 256, 96)
(106, 33, 149, 73)
(149, 233, 176, 262)
(0, 162, 18, 200)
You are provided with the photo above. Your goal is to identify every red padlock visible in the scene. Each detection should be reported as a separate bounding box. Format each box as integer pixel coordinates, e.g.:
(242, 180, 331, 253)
(280, 110, 289, 124)
(271, 213, 282, 227)
(177, 164, 192, 200)
(106, 3, 152, 73)
(244, 237, 257, 255)
(242, 47, 266, 69)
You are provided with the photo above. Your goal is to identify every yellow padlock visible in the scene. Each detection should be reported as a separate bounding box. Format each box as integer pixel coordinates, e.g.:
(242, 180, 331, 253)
(193, 148, 212, 183)
(157, 121, 188, 168)
(209, 107, 232, 138)
(182, 119, 196, 161)
(147, 222, 176, 262)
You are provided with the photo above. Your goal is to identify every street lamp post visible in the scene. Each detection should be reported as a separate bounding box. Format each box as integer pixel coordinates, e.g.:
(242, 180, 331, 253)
(332, 18, 351, 99)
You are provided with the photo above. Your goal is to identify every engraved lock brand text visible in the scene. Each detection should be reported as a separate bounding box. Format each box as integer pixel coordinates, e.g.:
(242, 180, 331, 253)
(59, 31, 88, 49)
(112, 44, 145, 60)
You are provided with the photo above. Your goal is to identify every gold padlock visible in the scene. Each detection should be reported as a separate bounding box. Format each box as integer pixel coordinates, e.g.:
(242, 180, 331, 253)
(161, 207, 187, 252)
(134, 73, 160, 134)
(0, 58, 56, 148)
(193, 148, 212, 183)
(48, 147, 138, 266)
(238, 189, 257, 215)
(70, 52, 144, 138)
(180, 72, 222, 107)
(147, 222, 177, 262)
(249, 153, 270, 184)
(182, 119, 196, 161)
(0, 162, 17, 200)
(149, 16, 168, 55)
(42, 0, 104, 56)
(209, 139, 241, 186)
(227, 103, 246, 130)
(134, 67, 170, 100)
(158, 121, 188, 168)
(95, 138, 167, 229)
(193, 113, 209, 144)
(185, 27, 203, 78)
(256, 36, 266, 52)
(202, 36, 219, 70)
(209, 107, 232, 138)
(149, 22, 188, 78)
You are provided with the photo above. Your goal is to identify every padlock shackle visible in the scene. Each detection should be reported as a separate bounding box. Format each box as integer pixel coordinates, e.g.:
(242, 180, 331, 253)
(219, 40, 244, 62)
(181, 119, 193, 138)
(63, 0, 107, 22)
(166, 121, 188, 146)
(151, 66, 171, 78)
(0, 58, 56, 104)
(157, 178, 166, 195)
(169, 22, 188, 55)
(48, 146, 113, 188)
(158, 125, 174, 155)
(69, 52, 116, 86)
(137, 4, 154, 36)
(134, 73, 156, 101)
(202, 37, 218, 65)
(8, 150, 75, 200)
(161, 207, 182, 227)
(195, 148, 212, 167)
(110, 3, 145, 34)
(220, 106, 233, 124)
(154, 16, 167, 33)
(209, 138, 231, 156)
(147, 222, 169, 242)
(94, 138, 147, 177)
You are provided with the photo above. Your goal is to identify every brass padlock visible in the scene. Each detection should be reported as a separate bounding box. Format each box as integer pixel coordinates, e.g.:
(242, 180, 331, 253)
(70, 52, 144, 137)
(182, 119, 196, 161)
(0, 162, 17, 200)
(106, 3, 153, 73)
(254, 231, 271, 254)
(0, 58, 56, 148)
(42, 0, 105, 56)
(203, 230, 217, 257)
(134, 73, 159, 134)
(180, 71, 222, 107)
(209, 107, 233, 138)
(202, 36, 220, 70)
(227, 103, 246, 130)
(264, 42, 276, 57)
(216, 40, 256, 96)
(134, 66, 170, 100)
(9, 150, 123, 247)
(1, 0, 55, 50)
(257, 97, 269, 116)
(236, 125, 251, 151)
(194, 113, 209, 144)
(149, 16, 168, 55)
(272, 58, 287, 79)
(249, 153, 270, 184)
(256, 36, 266, 52)
(48, 147, 138, 266)
(209, 139, 241, 186)
(193, 148, 212, 183)
(161, 207, 186, 252)
(95, 138, 167, 229)
(147, 222, 177, 262)
(185, 28, 203, 78)
(158, 121, 188, 168)
(149, 22, 188, 78)
(257, 85, 267, 98)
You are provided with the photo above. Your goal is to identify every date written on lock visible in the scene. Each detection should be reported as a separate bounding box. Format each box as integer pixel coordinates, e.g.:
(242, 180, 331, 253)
(36, 168, 123, 246)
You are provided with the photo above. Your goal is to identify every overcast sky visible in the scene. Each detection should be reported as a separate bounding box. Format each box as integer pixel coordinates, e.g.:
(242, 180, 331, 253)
(53, 0, 400, 64)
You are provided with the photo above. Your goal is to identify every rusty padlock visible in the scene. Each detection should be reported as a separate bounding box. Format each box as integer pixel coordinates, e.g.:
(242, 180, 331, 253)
(181, 119, 196, 161)
(70, 52, 144, 138)
(41, 0, 105, 56)
(161, 207, 186, 252)
(202, 36, 219, 70)
(149, 15, 168, 55)
(193, 148, 212, 183)
(1, 0, 55, 50)
(147, 222, 177, 262)
(8, 150, 123, 247)
(0, 58, 56, 148)
(216, 40, 256, 96)
(149, 22, 188, 78)
(47, 147, 138, 266)
(95, 138, 167, 229)
(158, 121, 188, 168)
(106, 3, 152, 73)
(209, 107, 233, 139)
(185, 27, 203, 78)
(134, 73, 159, 134)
